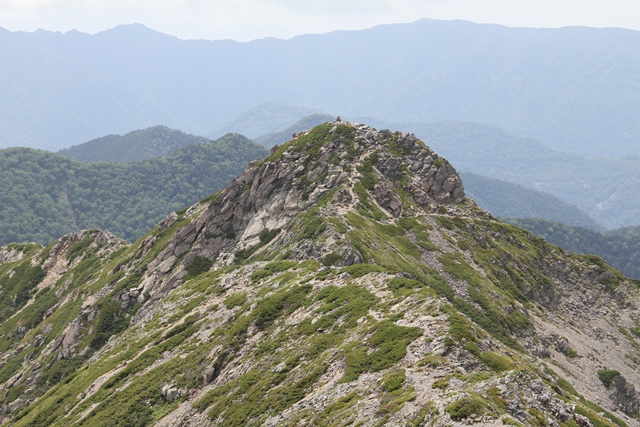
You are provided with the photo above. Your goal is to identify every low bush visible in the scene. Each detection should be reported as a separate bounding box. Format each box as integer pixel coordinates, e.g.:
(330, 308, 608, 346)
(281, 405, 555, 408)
(598, 370, 621, 388)
(445, 395, 488, 420)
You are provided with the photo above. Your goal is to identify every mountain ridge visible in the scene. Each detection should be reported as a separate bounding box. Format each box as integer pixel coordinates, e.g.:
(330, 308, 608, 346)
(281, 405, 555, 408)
(0, 122, 639, 426)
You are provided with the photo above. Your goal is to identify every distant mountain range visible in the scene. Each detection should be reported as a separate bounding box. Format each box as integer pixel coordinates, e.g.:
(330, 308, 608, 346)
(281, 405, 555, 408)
(460, 173, 602, 230)
(208, 103, 322, 140)
(2, 20, 640, 157)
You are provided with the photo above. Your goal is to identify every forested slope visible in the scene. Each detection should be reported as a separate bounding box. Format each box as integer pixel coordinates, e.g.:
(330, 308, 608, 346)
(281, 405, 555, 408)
(59, 125, 209, 163)
(0, 133, 266, 244)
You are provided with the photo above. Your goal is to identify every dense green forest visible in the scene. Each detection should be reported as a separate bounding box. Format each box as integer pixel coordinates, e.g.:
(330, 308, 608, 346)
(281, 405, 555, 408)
(0, 133, 266, 245)
(461, 173, 602, 230)
(59, 125, 209, 163)
(506, 218, 640, 279)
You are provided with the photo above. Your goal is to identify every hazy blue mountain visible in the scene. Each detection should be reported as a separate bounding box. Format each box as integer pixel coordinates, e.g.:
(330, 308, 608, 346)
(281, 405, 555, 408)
(2, 20, 640, 155)
(59, 125, 209, 163)
(207, 102, 322, 139)
(460, 173, 603, 230)
(254, 113, 335, 147)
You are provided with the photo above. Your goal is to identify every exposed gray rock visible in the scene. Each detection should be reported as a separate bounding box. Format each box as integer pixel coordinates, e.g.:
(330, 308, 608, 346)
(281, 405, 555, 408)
(161, 384, 185, 402)
(610, 374, 640, 415)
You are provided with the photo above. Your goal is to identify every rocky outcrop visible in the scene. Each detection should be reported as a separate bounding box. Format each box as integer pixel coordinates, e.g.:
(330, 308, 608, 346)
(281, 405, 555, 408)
(609, 375, 640, 416)
(161, 384, 185, 403)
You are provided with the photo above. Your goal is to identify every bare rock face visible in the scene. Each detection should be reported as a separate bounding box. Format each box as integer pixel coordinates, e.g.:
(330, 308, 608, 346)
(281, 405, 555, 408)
(161, 384, 185, 403)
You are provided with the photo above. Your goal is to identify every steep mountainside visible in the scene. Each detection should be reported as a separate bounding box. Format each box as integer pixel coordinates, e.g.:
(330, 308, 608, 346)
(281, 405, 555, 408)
(59, 126, 209, 163)
(506, 218, 640, 279)
(0, 133, 266, 244)
(1, 122, 639, 427)
(461, 173, 602, 230)
(2, 21, 640, 156)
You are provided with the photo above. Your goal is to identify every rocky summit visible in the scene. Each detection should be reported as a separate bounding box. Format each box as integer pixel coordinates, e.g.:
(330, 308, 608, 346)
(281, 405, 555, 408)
(1, 121, 640, 427)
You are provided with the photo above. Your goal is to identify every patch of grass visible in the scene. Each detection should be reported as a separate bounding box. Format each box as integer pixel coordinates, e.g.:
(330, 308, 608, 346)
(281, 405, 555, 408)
(417, 354, 447, 368)
(196, 364, 326, 426)
(598, 369, 621, 387)
(341, 263, 389, 278)
(259, 228, 281, 244)
(89, 300, 130, 350)
(479, 352, 514, 372)
(502, 416, 523, 426)
(581, 400, 628, 427)
(224, 292, 247, 309)
(327, 217, 348, 233)
(234, 228, 282, 264)
(353, 182, 387, 221)
(65, 236, 96, 261)
(299, 284, 378, 334)
(250, 269, 273, 283)
(234, 245, 260, 263)
(322, 252, 343, 266)
(307, 391, 361, 427)
(381, 369, 406, 393)
(387, 277, 435, 298)
(432, 376, 450, 389)
(342, 321, 422, 382)
(410, 402, 439, 427)
(448, 312, 479, 343)
(565, 347, 579, 358)
(575, 405, 620, 427)
(445, 395, 490, 421)
(300, 208, 326, 239)
(250, 260, 299, 282)
(357, 153, 380, 190)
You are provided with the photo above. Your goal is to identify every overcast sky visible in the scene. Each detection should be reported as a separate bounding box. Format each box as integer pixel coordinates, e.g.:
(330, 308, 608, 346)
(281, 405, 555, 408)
(1, 0, 638, 41)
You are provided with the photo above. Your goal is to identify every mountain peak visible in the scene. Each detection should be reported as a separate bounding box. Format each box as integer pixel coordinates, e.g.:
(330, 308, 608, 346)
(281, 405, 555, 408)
(145, 121, 466, 278)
